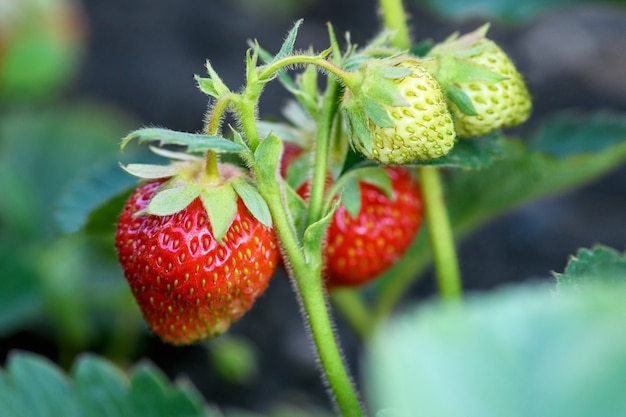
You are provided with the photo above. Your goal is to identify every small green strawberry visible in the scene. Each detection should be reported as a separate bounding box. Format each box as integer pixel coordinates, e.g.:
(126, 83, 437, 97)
(115, 152, 278, 345)
(426, 24, 532, 138)
(342, 57, 456, 164)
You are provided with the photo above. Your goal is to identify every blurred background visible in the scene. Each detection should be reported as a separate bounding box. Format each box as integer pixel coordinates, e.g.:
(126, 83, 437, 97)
(1, 0, 626, 414)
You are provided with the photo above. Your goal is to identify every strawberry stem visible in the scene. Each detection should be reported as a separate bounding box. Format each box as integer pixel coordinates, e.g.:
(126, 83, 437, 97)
(307, 78, 339, 224)
(204, 150, 220, 181)
(418, 167, 462, 300)
(379, 0, 412, 49)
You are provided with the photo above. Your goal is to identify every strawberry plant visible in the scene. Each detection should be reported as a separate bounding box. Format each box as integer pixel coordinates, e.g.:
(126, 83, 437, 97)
(2, 0, 626, 416)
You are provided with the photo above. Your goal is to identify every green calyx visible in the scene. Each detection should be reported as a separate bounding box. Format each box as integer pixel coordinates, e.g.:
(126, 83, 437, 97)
(122, 148, 271, 245)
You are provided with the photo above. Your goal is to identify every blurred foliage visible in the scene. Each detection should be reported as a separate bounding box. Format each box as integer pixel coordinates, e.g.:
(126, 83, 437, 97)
(0, 351, 219, 417)
(410, 0, 626, 22)
(0, 0, 625, 415)
(366, 246, 626, 417)
(0, 102, 143, 359)
(0, 0, 86, 102)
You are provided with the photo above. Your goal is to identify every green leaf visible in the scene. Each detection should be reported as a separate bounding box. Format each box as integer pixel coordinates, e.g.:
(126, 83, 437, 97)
(121, 128, 245, 153)
(2, 352, 81, 417)
(0, 352, 216, 417)
(270, 19, 303, 64)
(447, 136, 626, 237)
(417, 133, 504, 169)
(72, 355, 132, 417)
(366, 282, 626, 417)
(121, 163, 180, 179)
(376, 112, 626, 310)
(254, 132, 283, 194)
(528, 111, 626, 158)
(445, 83, 477, 116)
(555, 245, 626, 290)
(146, 182, 201, 216)
(200, 184, 238, 244)
(195, 60, 230, 99)
(55, 159, 137, 234)
(232, 179, 272, 228)
(0, 250, 44, 337)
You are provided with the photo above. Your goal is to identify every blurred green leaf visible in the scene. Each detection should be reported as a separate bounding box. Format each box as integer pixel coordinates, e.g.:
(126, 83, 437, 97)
(55, 161, 137, 234)
(417, 133, 504, 169)
(556, 245, 626, 289)
(0, 250, 43, 337)
(529, 110, 626, 157)
(0, 352, 219, 417)
(411, 0, 586, 22)
(375, 111, 626, 315)
(366, 282, 626, 417)
(0, 103, 136, 239)
(121, 128, 245, 153)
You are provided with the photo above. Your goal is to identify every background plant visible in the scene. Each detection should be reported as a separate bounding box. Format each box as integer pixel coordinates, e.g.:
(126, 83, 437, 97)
(1, 0, 626, 416)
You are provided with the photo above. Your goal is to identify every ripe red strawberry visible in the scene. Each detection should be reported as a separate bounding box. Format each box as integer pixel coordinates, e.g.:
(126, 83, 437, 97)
(115, 179, 279, 345)
(324, 166, 423, 288)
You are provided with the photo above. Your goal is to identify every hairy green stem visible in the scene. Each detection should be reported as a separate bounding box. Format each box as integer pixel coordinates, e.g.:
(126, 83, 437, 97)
(236, 82, 364, 414)
(206, 93, 234, 135)
(418, 167, 462, 300)
(307, 80, 340, 225)
(255, 168, 364, 417)
(258, 55, 359, 91)
(379, 0, 411, 50)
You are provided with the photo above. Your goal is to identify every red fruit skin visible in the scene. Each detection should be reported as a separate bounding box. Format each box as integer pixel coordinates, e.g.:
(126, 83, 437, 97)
(115, 180, 279, 345)
(324, 167, 423, 288)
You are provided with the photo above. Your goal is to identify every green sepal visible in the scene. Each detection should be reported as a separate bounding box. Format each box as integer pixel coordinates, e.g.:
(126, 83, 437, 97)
(121, 128, 245, 153)
(270, 19, 303, 64)
(378, 66, 412, 79)
(345, 106, 372, 154)
(363, 76, 408, 108)
(144, 182, 201, 216)
(329, 166, 393, 218)
(245, 45, 261, 86)
(231, 178, 272, 228)
(120, 163, 180, 179)
(284, 184, 308, 237)
(341, 176, 361, 218)
(302, 198, 340, 270)
(363, 97, 394, 128)
(200, 184, 238, 245)
(446, 57, 507, 83)
(355, 166, 393, 199)
(327, 22, 343, 65)
(195, 60, 230, 98)
(445, 83, 478, 116)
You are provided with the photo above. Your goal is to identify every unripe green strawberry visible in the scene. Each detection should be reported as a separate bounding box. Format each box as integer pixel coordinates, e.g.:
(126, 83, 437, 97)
(342, 57, 456, 164)
(427, 25, 532, 138)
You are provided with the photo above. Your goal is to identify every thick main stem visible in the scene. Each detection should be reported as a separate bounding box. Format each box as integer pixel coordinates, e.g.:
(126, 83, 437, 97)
(418, 167, 462, 300)
(256, 170, 364, 417)
(239, 92, 364, 415)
